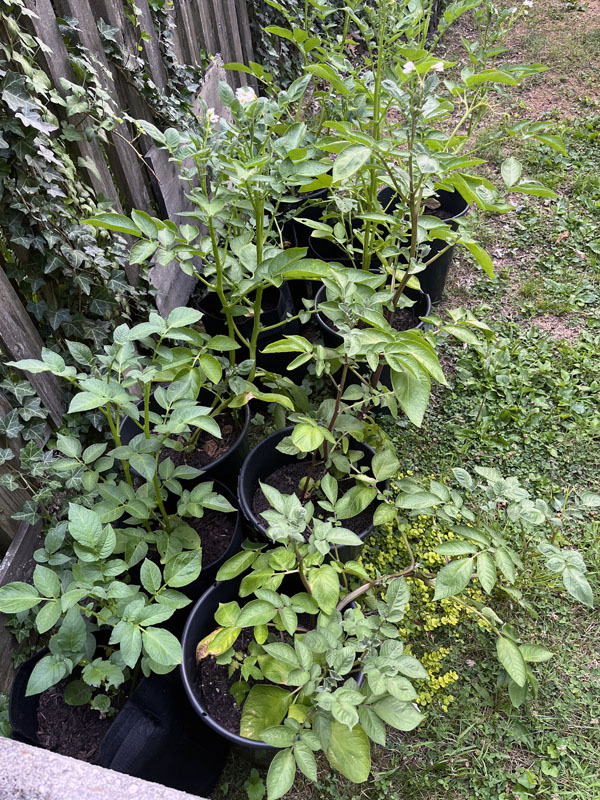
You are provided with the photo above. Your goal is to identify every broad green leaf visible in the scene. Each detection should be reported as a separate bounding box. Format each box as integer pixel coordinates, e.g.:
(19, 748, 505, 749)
(291, 423, 326, 452)
(84, 213, 142, 237)
(372, 697, 424, 731)
(240, 685, 292, 739)
(164, 550, 203, 588)
(326, 721, 371, 783)
(497, 636, 527, 687)
(142, 627, 182, 666)
(140, 559, 162, 594)
(216, 549, 258, 581)
(196, 626, 241, 658)
(26, 654, 71, 696)
(477, 551, 497, 595)
(358, 706, 386, 746)
(462, 241, 495, 277)
(64, 680, 92, 706)
(236, 599, 278, 627)
(130, 239, 158, 265)
(308, 565, 339, 614)
(562, 566, 594, 608)
(335, 485, 376, 521)
(167, 307, 203, 328)
(519, 644, 553, 663)
(332, 145, 371, 183)
(433, 558, 474, 600)
(33, 565, 60, 598)
(391, 367, 430, 427)
(35, 600, 62, 634)
(294, 740, 318, 782)
(0, 582, 41, 613)
(501, 156, 521, 188)
(266, 748, 296, 800)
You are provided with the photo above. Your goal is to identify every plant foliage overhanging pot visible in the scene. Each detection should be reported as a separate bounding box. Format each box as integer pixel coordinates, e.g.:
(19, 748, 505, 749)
(195, 284, 303, 376)
(180, 578, 278, 755)
(378, 186, 469, 304)
(119, 391, 251, 492)
(237, 426, 386, 558)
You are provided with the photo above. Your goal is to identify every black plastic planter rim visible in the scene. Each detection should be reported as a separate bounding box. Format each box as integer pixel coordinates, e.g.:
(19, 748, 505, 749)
(180, 581, 365, 752)
(119, 396, 252, 479)
(237, 426, 386, 541)
(314, 283, 432, 339)
(180, 581, 279, 751)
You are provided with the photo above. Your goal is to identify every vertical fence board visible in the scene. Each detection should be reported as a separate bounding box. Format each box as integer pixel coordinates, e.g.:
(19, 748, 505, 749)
(55, 0, 155, 222)
(0, 521, 42, 693)
(136, 0, 168, 92)
(0, 268, 64, 426)
(23, 0, 123, 208)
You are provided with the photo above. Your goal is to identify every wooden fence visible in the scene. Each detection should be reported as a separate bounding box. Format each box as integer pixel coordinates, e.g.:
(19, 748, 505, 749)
(0, 0, 256, 688)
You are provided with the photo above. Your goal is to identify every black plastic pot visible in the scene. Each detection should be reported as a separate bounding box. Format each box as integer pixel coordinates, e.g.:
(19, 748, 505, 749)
(10, 649, 228, 795)
(119, 392, 251, 492)
(237, 426, 386, 558)
(308, 228, 364, 268)
(165, 480, 244, 604)
(378, 186, 469, 303)
(181, 579, 278, 760)
(314, 283, 432, 349)
(195, 284, 301, 376)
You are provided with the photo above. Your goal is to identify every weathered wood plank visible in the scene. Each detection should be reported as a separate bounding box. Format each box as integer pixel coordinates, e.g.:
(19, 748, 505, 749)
(164, 3, 185, 64)
(23, 0, 122, 207)
(233, 0, 255, 67)
(136, 0, 168, 92)
(0, 267, 63, 426)
(54, 0, 154, 221)
(0, 521, 42, 694)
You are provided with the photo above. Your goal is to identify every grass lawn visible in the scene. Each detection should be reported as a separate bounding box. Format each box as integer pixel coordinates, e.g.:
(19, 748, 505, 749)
(212, 1, 600, 798)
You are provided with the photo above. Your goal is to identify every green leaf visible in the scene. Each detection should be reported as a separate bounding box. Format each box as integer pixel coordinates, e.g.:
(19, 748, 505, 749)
(35, 600, 62, 634)
(240, 685, 292, 739)
(501, 156, 522, 188)
(26, 654, 71, 696)
(511, 180, 557, 198)
(167, 307, 204, 328)
(51, 606, 87, 654)
(33, 565, 60, 598)
(326, 721, 371, 783)
(373, 697, 424, 731)
(508, 677, 527, 708)
(0, 582, 41, 613)
(140, 559, 162, 594)
(129, 453, 158, 481)
(64, 680, 92, 706)
(142, 627, 182, 666)
(291, 423, 325, 452)
(308, 565, 339, 614)
(163, 550, 203, 588)
(332, 145, 371, 183)
(477, 551, 497, 595)
(497, 636, 527, 687)
(335, 485, 377, 521)
(562, 566, 594, 608)
(294, 740, 317, 782)
(84, 213, 142, 237)
(371, 451, 400, 481)
(391, 367, 431, 427)
(519, 644, 553, 663)
(358, 706, 386, 746)
(216, 549, 258, 581)
(266, 749, 296, 800)
(433, 558, 474, 600)
(462, 241, 495, 278)
(130, 239, 158, 265)
(236, 599, 278, 627)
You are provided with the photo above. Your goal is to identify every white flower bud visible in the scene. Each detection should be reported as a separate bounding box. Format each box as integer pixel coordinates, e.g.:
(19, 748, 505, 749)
(402, 61, 416, 75)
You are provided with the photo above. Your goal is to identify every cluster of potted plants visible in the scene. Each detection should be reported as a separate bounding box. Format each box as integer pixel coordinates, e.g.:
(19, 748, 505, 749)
(0, 0, 589, 797)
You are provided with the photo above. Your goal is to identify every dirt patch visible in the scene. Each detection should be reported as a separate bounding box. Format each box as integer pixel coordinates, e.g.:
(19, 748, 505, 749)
(531, 314, 583, 341)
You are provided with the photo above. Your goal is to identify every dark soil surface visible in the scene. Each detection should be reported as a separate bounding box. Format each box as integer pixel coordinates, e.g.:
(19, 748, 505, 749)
(252, 460, 375, 535)
(161, 410, 239, 470)
(187, 510, 236, 566)
(196, 630, 252, 735)
(37, 681, 114, 761)
(424, 202, 453, 221)
(391, 305, 421, 331)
